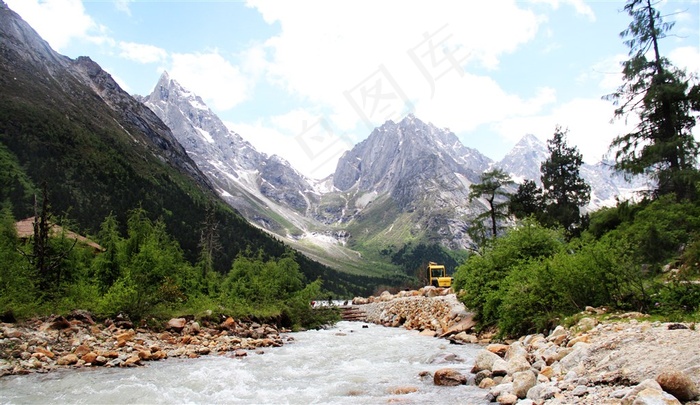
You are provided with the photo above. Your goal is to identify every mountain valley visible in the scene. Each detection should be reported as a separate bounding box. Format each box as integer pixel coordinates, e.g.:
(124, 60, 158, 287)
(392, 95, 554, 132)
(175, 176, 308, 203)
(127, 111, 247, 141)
(141, 74, 649, 278)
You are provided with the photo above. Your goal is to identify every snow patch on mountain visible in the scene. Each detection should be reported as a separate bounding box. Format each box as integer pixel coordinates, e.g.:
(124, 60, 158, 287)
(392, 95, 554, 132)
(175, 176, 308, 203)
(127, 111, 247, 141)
(196, 127, 214, 144)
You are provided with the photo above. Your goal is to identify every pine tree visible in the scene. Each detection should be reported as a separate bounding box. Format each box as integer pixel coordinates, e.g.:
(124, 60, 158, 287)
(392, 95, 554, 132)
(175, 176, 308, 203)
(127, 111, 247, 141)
(93, 213, 124, 293)
(197, 202, 221, 293)
(541, 126, 591, 235)
(21, 182, 77, 293)
(469, 168, 513, 239)
(605, 0, 700, 201)
(509, 179, 544, 221)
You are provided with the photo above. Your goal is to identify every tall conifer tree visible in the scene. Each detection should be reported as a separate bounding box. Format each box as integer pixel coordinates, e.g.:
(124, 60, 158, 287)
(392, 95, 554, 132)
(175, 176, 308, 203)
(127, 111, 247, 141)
(469, 168, 513, 240)
(605, 0, 700, 200)
(509, 179, 544, 221)
(541, 126, 590, 235)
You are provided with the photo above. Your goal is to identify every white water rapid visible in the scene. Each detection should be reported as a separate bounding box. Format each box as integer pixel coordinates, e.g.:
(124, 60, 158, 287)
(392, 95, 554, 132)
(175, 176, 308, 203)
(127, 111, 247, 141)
(0, 321, 489, 404)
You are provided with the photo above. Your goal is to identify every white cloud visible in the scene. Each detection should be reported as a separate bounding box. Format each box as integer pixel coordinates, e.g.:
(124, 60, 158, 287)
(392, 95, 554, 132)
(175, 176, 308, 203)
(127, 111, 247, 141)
(114, 0, 133, 16)
(118, 42, 167, 64)
(226, 120, 289, 158)
(413, 74, 557, 134)
(228, 114, 352, 178)
(248, 0, 544, 131)
(669, 46, 700, 75)
(576, 53, 627, 92)
(530, 0, 596, 21)
(5, 0, 98, 51)
(241, 0, 616, 171)
(673, 9, 693, 22)
(564, 0, 596, 21)
(266, 109, 354, 178)
(169, 51, 252, 111)
(238, 43, 269, 79)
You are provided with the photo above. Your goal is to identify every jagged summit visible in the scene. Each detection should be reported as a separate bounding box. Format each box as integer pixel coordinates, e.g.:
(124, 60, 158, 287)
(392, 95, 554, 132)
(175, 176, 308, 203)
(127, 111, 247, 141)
(139, 61, 651, 262)
(150, 72, 212, 113)
(516, 133, 544, 148)
(142, 68, 648, 255)
(321, 114, 494, 249)
(333, 114, 491, 193)
(497, 134, 548, 183)
(141, 71, 319, 233)
(496, 133, 649, 208)
(0, 1, 294, 274)
(507, 134, 547, 157)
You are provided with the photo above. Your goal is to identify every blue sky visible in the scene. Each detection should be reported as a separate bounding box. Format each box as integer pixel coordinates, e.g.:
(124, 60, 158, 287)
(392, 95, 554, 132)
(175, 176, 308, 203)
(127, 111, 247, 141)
(6, 0, 700, 179)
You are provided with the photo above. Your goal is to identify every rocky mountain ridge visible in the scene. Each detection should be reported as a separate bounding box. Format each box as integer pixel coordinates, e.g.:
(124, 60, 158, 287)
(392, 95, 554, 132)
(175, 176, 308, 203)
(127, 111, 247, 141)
(497, 134, 549, 184)
(141, 75, 650, 273)
(333, 114, 489, 194)
(140, 73, 319, 235)
(496, 133, 650, 209)
(140, 74, 377, 274)
(0, 4, 209, 191)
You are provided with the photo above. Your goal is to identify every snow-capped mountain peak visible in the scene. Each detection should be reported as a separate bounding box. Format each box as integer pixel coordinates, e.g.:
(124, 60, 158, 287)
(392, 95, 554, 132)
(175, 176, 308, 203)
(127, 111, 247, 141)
(497, 134, 548, 184)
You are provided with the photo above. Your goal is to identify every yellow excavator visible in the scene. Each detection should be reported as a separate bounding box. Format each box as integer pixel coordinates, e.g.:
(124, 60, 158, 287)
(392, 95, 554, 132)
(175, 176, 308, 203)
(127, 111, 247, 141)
(427, 262, 453, 288)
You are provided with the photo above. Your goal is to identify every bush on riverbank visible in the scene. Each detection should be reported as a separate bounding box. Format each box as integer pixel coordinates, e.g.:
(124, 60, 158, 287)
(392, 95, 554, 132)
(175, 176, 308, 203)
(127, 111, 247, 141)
(0, 207, 339, 330)
(453, 197, 700, 338)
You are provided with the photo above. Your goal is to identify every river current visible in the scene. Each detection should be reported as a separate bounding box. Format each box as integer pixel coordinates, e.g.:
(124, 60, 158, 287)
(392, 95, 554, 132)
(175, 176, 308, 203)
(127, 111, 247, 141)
(1, 321, 489, 404)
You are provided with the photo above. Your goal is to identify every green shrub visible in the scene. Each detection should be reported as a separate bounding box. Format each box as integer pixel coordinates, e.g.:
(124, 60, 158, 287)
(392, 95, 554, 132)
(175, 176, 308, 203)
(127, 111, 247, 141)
(218, 252, 335, 328)
(453, 219, 565, 327)
(497, 260, 562, 336)
(496, 236, 638, 336)
(655, 280, 700, 315)
(620, 196, 700, 268)
(96, 275, 138, 318)
(0, 204, 339, 329)
(587, 200, 640, 238)
(464, 226, 670, 337)
(0, 207, 39, 319)
(283, 279, 340, 330)
(680, 235, 700, 275)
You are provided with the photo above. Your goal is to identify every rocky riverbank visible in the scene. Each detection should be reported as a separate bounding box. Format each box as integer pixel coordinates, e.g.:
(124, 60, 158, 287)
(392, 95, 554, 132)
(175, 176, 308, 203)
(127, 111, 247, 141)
(0, 311, 289, 377)
(3, 289, 699, 405)
(351, 288, 700, 404)
(351, 287, 477, 338)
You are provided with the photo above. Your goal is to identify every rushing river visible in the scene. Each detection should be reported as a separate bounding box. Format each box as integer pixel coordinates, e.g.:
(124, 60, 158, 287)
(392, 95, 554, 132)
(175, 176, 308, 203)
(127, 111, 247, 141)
(0, 321, 488, 404)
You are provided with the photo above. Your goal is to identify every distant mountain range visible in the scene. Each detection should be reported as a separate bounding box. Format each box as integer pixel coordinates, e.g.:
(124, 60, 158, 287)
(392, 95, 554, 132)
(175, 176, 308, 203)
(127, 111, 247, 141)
(141, 74, 650, 275)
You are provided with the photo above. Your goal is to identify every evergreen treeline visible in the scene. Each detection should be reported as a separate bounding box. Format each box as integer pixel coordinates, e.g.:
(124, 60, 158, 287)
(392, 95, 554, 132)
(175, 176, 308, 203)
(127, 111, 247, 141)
(455, 0, 700, 337)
